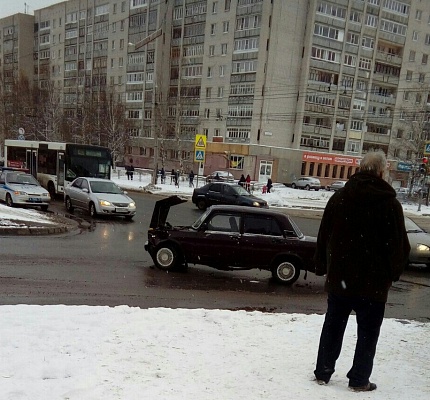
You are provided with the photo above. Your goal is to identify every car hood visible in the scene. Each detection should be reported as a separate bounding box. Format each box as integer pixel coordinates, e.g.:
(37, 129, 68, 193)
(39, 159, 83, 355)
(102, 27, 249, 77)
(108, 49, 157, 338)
(149, 195, 188, 229)
(93, 193, 133, 203)
(7, 184, 47, 194)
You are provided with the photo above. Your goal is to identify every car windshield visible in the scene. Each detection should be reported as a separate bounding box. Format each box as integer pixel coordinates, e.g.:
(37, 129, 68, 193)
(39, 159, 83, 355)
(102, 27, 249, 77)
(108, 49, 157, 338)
(404, 217, 424, 233)
(6, 173, 39, 186)
(90, 181, 123, 194)
(233, 185, 251, 195)
(191, 209, 211, 229)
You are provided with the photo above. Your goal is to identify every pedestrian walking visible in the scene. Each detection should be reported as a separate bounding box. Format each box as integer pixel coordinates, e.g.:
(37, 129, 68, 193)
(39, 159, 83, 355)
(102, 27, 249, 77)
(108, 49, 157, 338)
(170, 169, 175, 184)
(266, 178, 273, 193)
(245, 174, 251, 192)
(313, 150, 410, 392)
(160, 167, 165, 184)
(189, 170, 195, 187)
(175, 170, 180, 187)
(238, 174, 246, 187)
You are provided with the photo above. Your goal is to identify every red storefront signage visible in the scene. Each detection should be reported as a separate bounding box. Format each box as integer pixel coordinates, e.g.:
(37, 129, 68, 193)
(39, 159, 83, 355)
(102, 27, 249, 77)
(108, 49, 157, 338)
(303, 151, 361, 166)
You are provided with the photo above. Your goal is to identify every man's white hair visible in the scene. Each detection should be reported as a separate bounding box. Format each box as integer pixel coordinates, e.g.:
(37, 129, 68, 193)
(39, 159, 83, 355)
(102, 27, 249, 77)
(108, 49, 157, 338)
(359, 150, 387, 176)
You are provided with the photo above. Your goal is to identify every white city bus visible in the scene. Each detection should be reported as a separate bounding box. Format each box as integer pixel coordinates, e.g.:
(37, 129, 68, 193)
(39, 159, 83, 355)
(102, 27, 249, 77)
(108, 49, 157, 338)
(4, 140, 112, 197)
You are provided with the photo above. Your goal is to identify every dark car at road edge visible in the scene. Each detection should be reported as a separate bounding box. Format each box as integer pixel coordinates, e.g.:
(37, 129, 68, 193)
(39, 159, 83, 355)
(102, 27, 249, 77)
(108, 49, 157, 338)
(145, 196, 317, 285)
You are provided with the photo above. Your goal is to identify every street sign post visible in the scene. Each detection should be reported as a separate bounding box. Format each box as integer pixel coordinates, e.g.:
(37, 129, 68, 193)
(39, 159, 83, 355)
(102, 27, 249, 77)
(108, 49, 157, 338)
(424, 141, 430, 155)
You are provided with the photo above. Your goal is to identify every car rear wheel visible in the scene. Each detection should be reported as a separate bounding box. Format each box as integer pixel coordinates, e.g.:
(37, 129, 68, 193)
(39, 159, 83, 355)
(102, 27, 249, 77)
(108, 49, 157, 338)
(291, 183, 296, 189)
(197, 199, 207, 210)
(65, 197, 74, 212)
(271, 258, 300, 285)
(155, 244, 181, 271)
(89, 202, 98, 218)
(5, 193, 14, 207)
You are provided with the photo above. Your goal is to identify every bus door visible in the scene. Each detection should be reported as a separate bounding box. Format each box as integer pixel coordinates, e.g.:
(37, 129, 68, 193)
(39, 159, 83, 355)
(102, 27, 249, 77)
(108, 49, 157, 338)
(58, 151, 65, 192)
(26, 149, 38, 178)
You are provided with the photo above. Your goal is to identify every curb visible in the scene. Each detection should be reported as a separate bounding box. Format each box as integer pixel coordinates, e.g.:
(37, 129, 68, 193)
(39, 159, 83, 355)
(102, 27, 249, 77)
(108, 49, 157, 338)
(0, 225, 70, 236)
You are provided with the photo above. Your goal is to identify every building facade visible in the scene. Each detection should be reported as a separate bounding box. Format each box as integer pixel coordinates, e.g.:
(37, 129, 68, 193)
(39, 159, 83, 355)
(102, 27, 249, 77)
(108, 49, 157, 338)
(2, 0, 430, 186)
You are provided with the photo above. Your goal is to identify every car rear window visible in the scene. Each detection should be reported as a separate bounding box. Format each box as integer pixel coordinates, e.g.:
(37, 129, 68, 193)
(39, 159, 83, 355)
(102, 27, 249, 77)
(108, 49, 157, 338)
(243, 215, 282, 236)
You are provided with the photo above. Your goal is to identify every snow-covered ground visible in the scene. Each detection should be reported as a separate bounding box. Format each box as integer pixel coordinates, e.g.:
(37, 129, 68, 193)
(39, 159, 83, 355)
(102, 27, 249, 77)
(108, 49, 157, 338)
(0, 170, 429, 399)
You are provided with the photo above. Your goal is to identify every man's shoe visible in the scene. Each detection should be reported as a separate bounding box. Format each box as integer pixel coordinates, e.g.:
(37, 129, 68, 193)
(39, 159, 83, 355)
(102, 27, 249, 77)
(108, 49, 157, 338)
(348, 382, 377, 392)
(314, 378, 328, 385)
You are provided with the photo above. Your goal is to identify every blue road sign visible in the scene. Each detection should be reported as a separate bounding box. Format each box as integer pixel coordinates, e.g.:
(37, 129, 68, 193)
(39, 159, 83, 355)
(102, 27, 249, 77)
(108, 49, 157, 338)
(425, 142, 430, 154)
(195, 150, 205, 162)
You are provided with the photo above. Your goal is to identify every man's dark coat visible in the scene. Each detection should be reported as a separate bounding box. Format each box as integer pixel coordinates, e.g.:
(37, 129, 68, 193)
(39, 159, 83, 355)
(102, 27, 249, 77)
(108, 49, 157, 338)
(314, 172, 410, 302)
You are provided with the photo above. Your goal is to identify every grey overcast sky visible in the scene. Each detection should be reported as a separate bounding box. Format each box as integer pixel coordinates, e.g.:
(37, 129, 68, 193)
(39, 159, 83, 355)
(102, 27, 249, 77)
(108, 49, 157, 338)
(0, 0, 62, 19)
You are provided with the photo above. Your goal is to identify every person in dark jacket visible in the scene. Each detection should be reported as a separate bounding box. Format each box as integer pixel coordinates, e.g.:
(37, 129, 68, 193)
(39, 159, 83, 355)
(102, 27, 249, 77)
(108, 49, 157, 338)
(313, 150, 410, 392)
(266, 178, 273, 193)
(238, 174, 246, 187)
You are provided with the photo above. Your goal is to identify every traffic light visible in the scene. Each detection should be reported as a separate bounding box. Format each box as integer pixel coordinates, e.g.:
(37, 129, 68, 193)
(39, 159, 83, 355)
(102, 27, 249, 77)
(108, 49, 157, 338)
(420, 157, 428, 174)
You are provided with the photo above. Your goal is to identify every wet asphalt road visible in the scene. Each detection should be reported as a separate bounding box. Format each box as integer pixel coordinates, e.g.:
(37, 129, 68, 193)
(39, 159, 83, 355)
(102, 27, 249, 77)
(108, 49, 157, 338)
(0, 192, 429, 322)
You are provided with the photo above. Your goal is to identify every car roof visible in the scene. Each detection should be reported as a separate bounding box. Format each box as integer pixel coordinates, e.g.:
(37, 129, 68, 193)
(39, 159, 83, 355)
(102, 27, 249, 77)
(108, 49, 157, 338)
(208, 205, 285, 217)
(75, 177, 114, 183)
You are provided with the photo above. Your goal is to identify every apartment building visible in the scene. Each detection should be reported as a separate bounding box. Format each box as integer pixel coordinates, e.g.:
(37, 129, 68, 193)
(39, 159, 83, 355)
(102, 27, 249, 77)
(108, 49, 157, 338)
(2, 0, 430, 186)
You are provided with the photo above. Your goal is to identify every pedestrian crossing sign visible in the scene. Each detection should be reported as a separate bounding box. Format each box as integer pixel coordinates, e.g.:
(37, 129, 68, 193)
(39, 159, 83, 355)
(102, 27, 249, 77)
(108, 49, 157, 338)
(425, 141, 430, 155)
(195, 150, 205, 162)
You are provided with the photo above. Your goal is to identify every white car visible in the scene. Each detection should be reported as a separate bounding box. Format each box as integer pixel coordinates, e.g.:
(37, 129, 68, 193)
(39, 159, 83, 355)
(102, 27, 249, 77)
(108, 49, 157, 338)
(291, 177, 321, 191)
(405, 217, 430, 269)
(0, 170, 51, 211)
(64, 177, 136, 220)
(205, 171, 235, 183)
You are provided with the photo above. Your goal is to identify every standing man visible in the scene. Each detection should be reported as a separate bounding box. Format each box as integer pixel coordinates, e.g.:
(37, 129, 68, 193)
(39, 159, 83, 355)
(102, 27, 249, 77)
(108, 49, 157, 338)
(313, 151, 410, 392)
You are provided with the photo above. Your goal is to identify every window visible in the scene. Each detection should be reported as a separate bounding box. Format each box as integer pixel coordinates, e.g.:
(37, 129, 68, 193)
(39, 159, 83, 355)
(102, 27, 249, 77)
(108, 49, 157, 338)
(313, 23, 340, 40)
(230, 155, 244, 170)
(344, 54, 356, 67)
(409, 50, 416, 62)
(232, 60, 258, 73)
(221, 43, 228, 55)
(412, 31, 418, 41)
(416, 9, 422, 20)
(228, 105, 253, 118)
(347, 31, 359, 45)
(219, 65, 226, 76)
(217, 87, 224, 97)
(211, 23, 216, 35)
(243, 215, 282, 236)
(422, 54, 428, 64)
(212, 1, 218, 13)
(349, 11, 361, 23)
(419, 73, 425, 83)
(234, 38, 258, 52)
(365, 14, 378, 27)
(361, 37, 374, 49)
(206, 87, 212, 98)
(209, 45, 215, 56)
(347, 141, 360, 153)
(359, 57, 371, 70)
(426, 34, 430, 45)
(406, 70, 412, 81)
(226, 128, 250, 139)
(207, 66, 213, 77)
(223, 21, 229, 33)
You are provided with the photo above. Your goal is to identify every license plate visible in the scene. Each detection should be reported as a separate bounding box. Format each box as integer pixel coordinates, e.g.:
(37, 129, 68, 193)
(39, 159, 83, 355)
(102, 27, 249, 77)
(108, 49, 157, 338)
(115, 207, 128, 213)
(29, 198, 42, 202)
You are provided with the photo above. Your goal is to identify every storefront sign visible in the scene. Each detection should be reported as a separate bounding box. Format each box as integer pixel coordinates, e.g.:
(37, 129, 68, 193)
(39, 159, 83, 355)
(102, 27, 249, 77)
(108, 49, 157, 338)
(303, 151, 361, 166)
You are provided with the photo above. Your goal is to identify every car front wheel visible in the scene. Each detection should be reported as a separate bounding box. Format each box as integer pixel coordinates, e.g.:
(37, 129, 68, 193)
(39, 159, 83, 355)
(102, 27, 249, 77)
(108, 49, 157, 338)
(304, 185, 310, 190)
(89, 202, 98, 218)
(271, 258, 300, 285)
(155, 244, 181, 271)
(291, 183, 297, 189)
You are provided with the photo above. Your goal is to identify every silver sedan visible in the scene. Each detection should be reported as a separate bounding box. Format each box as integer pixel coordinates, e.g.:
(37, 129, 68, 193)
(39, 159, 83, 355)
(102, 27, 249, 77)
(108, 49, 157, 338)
(64, 177, 136, 220)
(405, 217, 430, 269)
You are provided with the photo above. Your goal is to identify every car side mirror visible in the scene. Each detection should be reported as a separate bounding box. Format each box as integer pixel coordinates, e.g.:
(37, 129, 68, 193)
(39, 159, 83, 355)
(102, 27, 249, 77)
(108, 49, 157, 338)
(284, 229, 296, 237)
(82, 188, 89, 193)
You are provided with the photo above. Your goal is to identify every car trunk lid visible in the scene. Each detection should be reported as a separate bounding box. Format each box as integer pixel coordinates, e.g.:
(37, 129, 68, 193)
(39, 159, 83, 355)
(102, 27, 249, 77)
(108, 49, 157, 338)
(149, 195, 187, 229)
